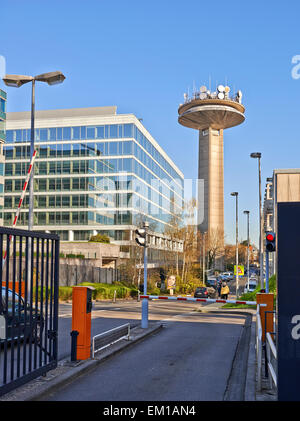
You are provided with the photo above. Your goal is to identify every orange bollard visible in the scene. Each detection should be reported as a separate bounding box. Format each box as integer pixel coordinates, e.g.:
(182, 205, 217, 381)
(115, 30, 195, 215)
(256, 293, 274, 342)
(71, 286, 94, 360)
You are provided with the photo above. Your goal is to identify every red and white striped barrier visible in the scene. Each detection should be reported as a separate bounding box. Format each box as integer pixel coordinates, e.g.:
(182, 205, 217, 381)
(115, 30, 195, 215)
(2, 150, 37, 266)
(140, 295, 261, 306)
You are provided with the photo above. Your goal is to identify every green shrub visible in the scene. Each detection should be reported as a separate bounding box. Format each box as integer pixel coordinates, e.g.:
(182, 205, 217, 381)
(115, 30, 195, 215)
(88, 233, 110, 243)
(59, 286, 73, 301)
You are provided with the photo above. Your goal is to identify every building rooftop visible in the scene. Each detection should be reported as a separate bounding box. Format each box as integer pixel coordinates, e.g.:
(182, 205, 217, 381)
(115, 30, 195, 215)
(7, 106, 117, 121)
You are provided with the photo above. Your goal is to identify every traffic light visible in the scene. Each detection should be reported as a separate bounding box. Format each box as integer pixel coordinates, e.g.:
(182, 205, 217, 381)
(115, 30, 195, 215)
(265, 232, 276, 252)
(135, 228, 147, 247)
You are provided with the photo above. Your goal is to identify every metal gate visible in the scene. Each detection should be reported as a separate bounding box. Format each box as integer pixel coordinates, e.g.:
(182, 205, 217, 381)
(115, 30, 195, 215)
(0, 226, 59, 397)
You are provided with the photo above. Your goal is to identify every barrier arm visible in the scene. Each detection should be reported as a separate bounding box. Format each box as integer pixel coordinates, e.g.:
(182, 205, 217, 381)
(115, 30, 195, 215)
(140, 295, 264, 306)
(2, 150, 37, 268)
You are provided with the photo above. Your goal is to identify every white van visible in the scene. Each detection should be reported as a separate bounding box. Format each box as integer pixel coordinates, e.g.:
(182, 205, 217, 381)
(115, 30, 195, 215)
(244, 280, 257, 294)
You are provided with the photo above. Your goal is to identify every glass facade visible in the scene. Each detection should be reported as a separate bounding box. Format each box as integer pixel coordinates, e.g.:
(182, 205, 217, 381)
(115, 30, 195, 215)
(0, 90, 6, 225)
(4, 112, 184, 245)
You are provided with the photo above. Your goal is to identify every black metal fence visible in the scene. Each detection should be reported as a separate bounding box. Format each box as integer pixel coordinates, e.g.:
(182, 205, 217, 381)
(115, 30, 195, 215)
(0, 226, 59, 397)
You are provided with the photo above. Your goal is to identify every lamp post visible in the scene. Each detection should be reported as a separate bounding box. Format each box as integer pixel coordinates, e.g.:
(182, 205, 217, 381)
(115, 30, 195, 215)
(250, 152, 263, 290)
(243, 210, 250, 292)
(231, 192, 239, 297)
(2, 71, 66, 230)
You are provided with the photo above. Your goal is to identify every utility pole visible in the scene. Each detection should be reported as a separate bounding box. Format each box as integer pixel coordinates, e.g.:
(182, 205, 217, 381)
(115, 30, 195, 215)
(231, 192, 239, 297)
(244, 210, 250, 292)
(202, 232, 206, 284)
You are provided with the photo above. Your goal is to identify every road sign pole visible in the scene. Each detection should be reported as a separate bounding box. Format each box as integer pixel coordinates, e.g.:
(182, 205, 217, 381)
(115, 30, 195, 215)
(141, 222, 149, 329)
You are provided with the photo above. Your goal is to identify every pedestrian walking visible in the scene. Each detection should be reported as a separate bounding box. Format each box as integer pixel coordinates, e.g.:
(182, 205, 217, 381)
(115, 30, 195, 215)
(221, 281, 230, 300)
(217, 280, 222, 298)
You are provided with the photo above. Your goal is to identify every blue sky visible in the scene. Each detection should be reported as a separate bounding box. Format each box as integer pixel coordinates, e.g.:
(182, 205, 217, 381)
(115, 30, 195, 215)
(1, 0, 300, 245)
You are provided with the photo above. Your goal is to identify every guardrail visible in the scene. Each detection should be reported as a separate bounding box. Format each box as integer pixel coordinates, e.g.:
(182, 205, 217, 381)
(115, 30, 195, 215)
(266, 332, 277, 389)
(92, 323, 131, 359)
(256, 305, 277, 393)
(256, 305, 263, 391)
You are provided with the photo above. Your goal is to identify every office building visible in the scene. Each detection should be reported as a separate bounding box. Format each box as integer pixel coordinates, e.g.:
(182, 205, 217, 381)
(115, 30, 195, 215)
(4, 107, 184, 259)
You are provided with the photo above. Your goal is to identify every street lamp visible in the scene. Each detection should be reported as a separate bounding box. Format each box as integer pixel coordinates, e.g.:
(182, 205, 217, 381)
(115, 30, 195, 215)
(243, 210, 250, 292)
(231, 192, 239, 297)
(2, 71, 66, 230)
(250, 152, 263, 290)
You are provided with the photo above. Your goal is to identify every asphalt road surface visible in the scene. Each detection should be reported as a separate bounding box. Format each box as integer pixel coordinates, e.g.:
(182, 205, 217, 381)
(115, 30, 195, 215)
(45, 300, 247, 401)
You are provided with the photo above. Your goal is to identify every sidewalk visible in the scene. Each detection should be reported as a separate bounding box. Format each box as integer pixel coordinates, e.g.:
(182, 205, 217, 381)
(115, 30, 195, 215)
(0, 321, 163, 402)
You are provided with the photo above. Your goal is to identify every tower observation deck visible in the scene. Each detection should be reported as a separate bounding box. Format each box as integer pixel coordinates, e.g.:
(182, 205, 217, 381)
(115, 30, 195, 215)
(178, 85, 245, 266)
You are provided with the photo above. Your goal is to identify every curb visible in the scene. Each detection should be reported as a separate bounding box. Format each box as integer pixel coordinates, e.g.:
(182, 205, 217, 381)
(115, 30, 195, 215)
(0, 322, 163, 402)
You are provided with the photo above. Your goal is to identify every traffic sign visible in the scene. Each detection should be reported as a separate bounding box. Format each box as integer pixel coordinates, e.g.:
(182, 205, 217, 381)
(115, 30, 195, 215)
(234, 265, 244, 276)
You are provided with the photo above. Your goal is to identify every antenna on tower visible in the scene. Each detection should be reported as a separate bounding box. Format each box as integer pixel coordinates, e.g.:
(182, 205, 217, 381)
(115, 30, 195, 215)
(209, 75, 211, 92)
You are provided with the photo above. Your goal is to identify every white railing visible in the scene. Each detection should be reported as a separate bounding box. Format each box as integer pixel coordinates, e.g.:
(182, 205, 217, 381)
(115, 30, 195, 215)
(256, 304, 277, 393)
(256, 305, 263, 391)
(266, 332, 277, 389)
(92, 323, 131, 359)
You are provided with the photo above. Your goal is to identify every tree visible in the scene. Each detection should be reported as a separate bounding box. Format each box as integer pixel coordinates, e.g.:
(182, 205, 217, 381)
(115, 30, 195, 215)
(180, 198, 198, 282)
(206, 227, 224, 269)
(164, 196, 184, 276)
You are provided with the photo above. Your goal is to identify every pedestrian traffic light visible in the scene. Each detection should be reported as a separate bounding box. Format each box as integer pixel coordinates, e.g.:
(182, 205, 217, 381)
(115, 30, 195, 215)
(135, 228, 147, 247)
(265, 232, 276, 252)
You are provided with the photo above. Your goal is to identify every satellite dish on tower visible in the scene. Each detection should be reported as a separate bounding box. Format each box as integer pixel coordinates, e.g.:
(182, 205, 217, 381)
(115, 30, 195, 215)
(200, 92, 207, 100)
(217, 85, 225, 93)
(236, 90, 243, 103)
(225, 86, 230, 93)
(217, 92, 225, 99)
(200, 86, 207, 93)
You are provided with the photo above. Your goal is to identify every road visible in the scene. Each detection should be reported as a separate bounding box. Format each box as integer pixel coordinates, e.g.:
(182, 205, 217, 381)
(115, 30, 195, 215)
(44, 299, 248, 401)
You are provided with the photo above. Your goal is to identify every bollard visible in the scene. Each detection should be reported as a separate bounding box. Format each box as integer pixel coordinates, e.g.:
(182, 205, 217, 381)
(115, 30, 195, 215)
(256, 293, 274, 342)
(113, 290, 116, 303)
(70, 330, 79, 361)
(72, 286, 95, 360)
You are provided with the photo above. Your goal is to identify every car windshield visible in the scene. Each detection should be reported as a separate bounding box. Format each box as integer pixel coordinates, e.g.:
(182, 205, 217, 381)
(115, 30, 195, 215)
(1, 288, 24, 311)
(196, 288, 206, 292)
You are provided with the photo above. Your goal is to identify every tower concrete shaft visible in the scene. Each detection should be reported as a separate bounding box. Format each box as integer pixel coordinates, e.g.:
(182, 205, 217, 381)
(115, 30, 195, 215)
(198, 128, 224, 237)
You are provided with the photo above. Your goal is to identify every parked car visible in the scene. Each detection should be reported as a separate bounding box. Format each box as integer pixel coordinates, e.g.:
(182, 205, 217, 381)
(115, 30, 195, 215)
(206, 276, 218, 289)
(244, 281, 257, 294)
(222, 272, 233, 280)
(0, 287, 43, 344)
(194, 287, 217, 299)
(219, 274, 230, 282)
